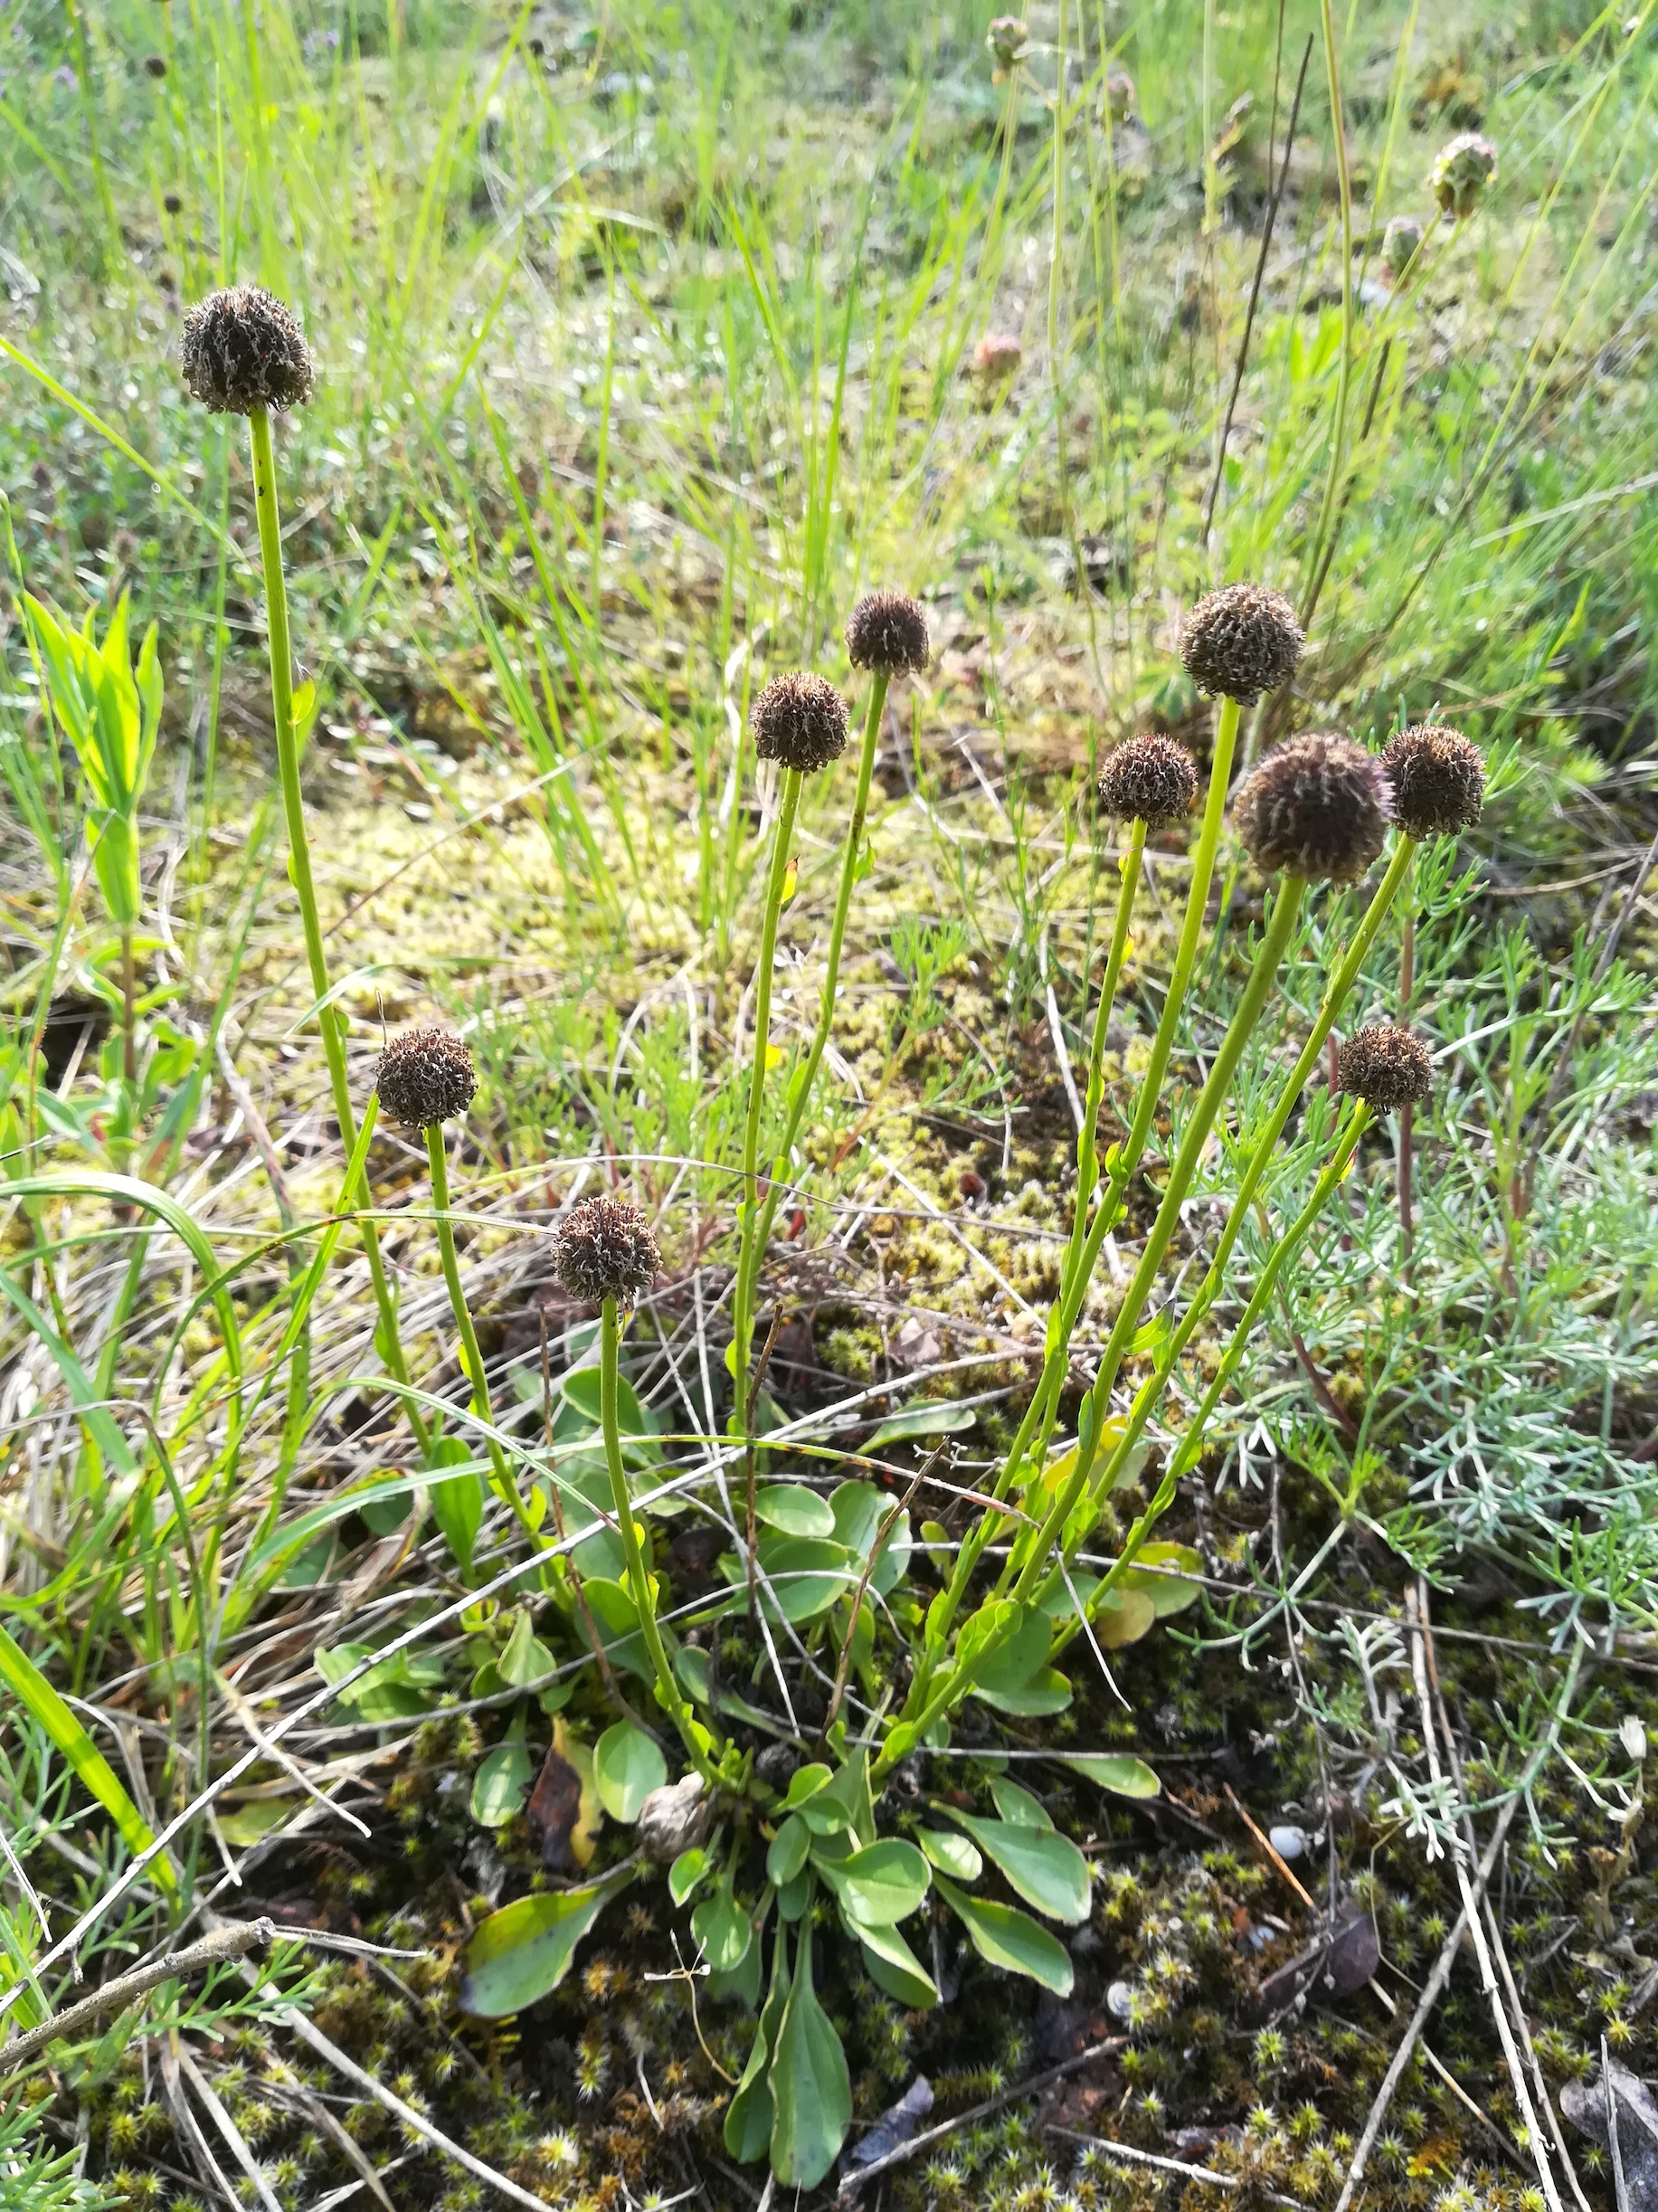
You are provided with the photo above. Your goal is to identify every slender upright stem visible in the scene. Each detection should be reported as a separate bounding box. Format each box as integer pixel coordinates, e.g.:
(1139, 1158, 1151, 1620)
(247, 403, 427, 1453)
(119, 927, 137, 1085)
(1008, 871, 1308, 1601)
(425, 1125, 539, 1543)
(743, 673, 889, 1289)
(1397, 897, 1416, 1267)
(1062, 817, 1146, 1300)
(1060, 1102, 1376, 1638)
(908, 697, 1242, 1683)
(601, 1296, 716, 1778)
(1302, 0, 1354, 613)
(727, 764, 804, 1609)
(1043, 834, 1416, 1547)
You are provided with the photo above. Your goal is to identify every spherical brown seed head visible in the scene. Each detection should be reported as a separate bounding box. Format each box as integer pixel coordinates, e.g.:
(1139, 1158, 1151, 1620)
(1232, 732, 1391, 884)
(750, 672, 850, 775)
(374, 1029, 478, 1131)
(1180, 582, 1304, 704)
(552, 1192, 661, 1310)
(164, 191, 183, 215)
(845, 591, 930, 676)
(1097, 734, 1199, 829)
(180, 285, 315, 415)
(1338, 1024, 1433, 1112)
(1382, 722, 1484, 840)
(1432, 131, 1497, 219)
(143, 52, 167, 76)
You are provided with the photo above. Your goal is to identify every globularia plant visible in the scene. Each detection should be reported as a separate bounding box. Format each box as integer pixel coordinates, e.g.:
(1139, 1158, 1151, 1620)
(448, 566, 1489, 2187)
(180, 285, 427, 1450)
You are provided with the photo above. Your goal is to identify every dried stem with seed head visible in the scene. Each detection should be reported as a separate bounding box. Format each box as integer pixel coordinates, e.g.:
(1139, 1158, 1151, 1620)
(185, 286, 427, 1454)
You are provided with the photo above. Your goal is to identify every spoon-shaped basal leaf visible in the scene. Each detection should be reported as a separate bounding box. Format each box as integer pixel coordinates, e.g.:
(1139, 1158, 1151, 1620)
(941, 1810, 1091, 1922)
(934, 1875, 1075, 1995)
(769, 1903, 852, 2186)
(725, 1922, 790, 2162)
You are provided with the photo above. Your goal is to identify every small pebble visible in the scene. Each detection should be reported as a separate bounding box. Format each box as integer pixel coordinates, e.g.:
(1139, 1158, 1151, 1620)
(1269, 1823, 1308, 1862)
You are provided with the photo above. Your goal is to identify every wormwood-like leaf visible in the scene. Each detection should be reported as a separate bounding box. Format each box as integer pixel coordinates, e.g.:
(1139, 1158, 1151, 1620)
(0, 1625, 176, 1896)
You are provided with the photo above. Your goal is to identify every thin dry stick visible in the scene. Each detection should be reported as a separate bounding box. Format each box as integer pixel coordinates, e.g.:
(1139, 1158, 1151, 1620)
(1422, 1599, 1592, 2212)
(1604, 2036, 1631, 2212)
(0, 1919, 275, 2076)
(1407, 1587, 1566, 2212)
(836, 2038, 1124, 2197)
(1224, 1782, 1317, 1913)
(259, 1977, 554, 2212)
(1331, 1796, 1522, 2212)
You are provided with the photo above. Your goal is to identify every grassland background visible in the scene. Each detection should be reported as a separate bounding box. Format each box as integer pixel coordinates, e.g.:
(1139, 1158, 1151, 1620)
(3, 0, 1658, 2206)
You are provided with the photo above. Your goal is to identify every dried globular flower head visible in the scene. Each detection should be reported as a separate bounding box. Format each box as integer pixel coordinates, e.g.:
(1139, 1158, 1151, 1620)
(1382, 722, 1485, 840)
(972, 332, 1024, 384)
(845, 591, 931, 677)
(1432, 131, 1498, 219)
(552, 1192, 661, 1309)
(1180, 583, 1304, 705)
(1097, 734, 1199, 829)
(1233, 732, 1391, 884)
(1338, 1024, 1433, 1112)
(180, 285, 315, 415)
(751, 672, 850, 775)
(143, 52, 167, 77)
(1381, 214, 1426, 280)
(986, 14, 1030, 71)
(374, 1029, 478, 1131)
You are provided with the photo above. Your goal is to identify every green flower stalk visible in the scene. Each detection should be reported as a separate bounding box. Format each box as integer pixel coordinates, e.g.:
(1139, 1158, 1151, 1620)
(181, 285, 427, 1452)
(1035, 726, 1485, 1602)
(1059, 1024, 1432, 1649)
(727, 598, 926, 1608)
(907, 585, 1303, 1690)
(1003, 731, 1391, 1605)
(553, 1192, 715, 1779)
(375, 1030, 536, 1541)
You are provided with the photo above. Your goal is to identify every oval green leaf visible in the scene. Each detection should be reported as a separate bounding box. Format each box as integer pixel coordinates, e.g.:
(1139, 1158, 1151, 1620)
(767, 1813, 811, 1887)
(459, 1874, 628, 2017)
(469, 1740, 535, 1829)
(592, 1722, 668, 1823)
(945, 1812, 1091, 1922)
(813, 1837, 930, 1927)
(1061, 1753, 1161, 1799)
(753, 1486, 836, 1537)
(918, 1828, 982, 1883)
(934, 1875, 1074, 1995)
(691, 1886, 753, 1973)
